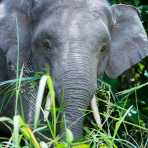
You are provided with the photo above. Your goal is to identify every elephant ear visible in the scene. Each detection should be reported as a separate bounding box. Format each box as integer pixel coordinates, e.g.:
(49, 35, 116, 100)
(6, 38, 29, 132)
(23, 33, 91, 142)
(4, 0, 34, 66)
(105, 4, 148, 79)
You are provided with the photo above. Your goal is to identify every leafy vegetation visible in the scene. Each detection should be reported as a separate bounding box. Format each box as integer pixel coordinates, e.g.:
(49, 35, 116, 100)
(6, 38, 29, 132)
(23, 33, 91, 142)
(0, 0, 148, 147)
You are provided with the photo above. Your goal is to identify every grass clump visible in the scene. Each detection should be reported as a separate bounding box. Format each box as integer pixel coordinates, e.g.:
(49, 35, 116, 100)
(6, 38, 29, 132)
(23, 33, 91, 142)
(1, 74, 148, 148)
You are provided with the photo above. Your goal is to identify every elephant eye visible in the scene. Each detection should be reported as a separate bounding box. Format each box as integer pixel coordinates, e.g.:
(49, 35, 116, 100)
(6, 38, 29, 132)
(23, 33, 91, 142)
(42, 39, 51, 49)
(100, 45, 106, 53)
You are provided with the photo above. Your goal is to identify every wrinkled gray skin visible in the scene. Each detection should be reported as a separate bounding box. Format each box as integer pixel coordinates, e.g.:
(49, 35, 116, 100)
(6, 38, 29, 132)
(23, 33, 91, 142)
(0, 0, 148, 139)
(0, 49, 7, 81)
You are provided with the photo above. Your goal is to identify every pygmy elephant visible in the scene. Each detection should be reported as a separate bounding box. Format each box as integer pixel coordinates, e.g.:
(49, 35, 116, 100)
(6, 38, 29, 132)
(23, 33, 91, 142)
(1, 0, 148, 140)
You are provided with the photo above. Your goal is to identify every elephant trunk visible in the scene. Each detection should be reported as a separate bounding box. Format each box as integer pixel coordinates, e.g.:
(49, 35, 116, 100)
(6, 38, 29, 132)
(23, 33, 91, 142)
(52, 47, 98, 139)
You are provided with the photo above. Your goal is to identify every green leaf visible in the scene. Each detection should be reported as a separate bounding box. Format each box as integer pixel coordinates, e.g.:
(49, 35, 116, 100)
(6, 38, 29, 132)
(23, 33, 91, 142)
(72, 144, 90, 148)
(66, 128, 74, 143)
(56, 143, 68, 148)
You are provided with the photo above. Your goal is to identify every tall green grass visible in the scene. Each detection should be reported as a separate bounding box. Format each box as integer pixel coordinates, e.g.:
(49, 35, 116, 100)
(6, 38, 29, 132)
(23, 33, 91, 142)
(0, 75, 148, 147)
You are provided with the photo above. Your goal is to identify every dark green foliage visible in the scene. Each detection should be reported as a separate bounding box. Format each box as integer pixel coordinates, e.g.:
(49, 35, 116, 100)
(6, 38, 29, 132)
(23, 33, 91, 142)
(101, 0, 148, 146)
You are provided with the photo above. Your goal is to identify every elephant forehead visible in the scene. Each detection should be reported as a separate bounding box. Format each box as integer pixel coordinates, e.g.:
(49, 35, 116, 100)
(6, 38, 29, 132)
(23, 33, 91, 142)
(34, 6, 109, 45)
(69, 13, 109, 40)
(33, 7, 89, 37)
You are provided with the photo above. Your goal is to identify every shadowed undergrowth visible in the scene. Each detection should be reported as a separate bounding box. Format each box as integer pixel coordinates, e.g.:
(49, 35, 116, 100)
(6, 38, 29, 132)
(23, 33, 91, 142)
(0, 73, 148, 148)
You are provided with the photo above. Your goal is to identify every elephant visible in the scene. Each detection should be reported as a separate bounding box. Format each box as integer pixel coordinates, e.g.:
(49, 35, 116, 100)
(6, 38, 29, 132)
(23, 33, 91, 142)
(0, 0, 36, 134)
(0, 0, 148, 140)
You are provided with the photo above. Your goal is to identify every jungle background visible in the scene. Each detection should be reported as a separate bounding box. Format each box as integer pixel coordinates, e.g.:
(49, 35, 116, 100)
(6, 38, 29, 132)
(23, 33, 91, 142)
(104, 0, 148, 131)
(92, 0, 148, 147)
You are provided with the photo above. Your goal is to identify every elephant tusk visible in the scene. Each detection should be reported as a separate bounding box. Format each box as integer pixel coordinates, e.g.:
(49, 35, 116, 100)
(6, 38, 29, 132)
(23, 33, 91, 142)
(43, 94, 51, 121)
(91, 95, 102, 128)
(34, 75, 49, 128)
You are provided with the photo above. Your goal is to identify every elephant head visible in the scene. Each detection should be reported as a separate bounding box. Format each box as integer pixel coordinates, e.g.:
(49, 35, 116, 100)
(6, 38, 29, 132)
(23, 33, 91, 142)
(31, 0, 148, 139)
(2, 0, 148, 140)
